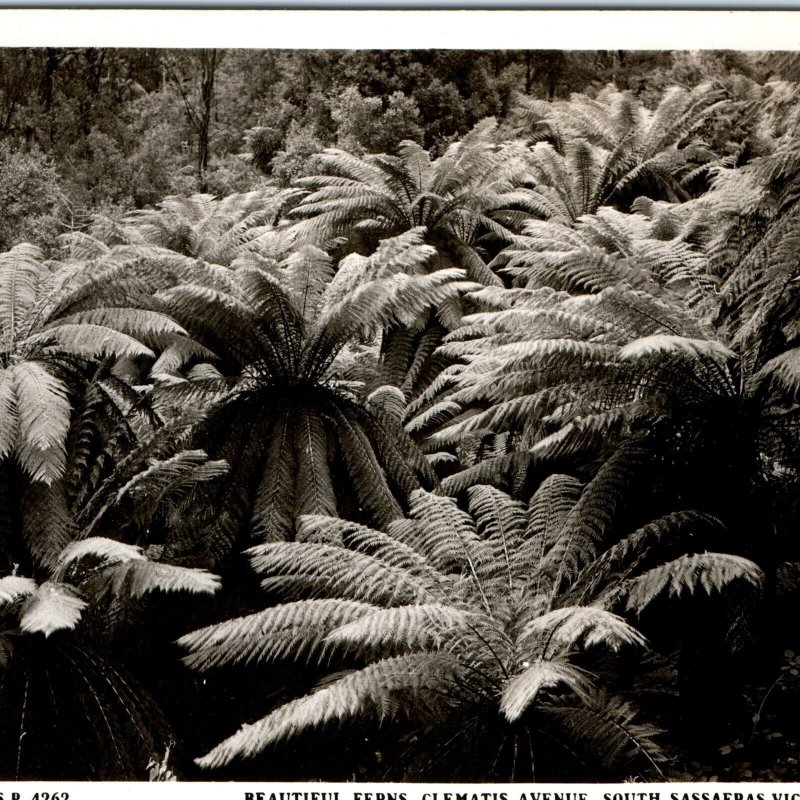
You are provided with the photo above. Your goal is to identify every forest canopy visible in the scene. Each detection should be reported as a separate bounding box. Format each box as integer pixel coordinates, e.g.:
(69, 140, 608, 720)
(0, 48, 778, 244)
(2, 47, 800, 783)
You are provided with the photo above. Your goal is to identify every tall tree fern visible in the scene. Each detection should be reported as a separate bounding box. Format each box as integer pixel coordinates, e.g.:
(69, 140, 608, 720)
(179, 482, 760, 780)
(0, 536, 220, 778)
(149, 232, 461, 566)
(0, 243, 200, 573)
(110, 188, 302, 267)
(287, 127, 531, 395)
(514, 83, 726, 212)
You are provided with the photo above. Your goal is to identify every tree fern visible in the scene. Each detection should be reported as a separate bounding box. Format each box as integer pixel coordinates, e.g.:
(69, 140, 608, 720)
(116, 189, 300, 267)
(180, 481, 756, 779)
(0, 532, 222, 778)
(514, 83, 726, 211)
(0, 243, 194, 492)
(145, 232, 440, 564)
(287, 133, 531, 397)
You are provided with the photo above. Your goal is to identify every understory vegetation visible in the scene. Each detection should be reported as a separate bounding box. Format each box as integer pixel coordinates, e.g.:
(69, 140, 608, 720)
(3, 48, 800, 782)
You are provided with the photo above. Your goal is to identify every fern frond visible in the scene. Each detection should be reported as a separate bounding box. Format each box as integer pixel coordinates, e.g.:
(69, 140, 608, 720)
(53, 308, 187, 348)
(467, 485, 528, 544)
(293, 409, 337, 521)
(540, 445, 646, 591)
(19, 582, 87, 637)
(247, 542, 434, 605)
(755, 347, 800, 395)
(519, 607, 647, 656)
(150, 336, 216, 376)
(501, 659, 594, 722)
(251, 409, 296, 543)
(367, 385, 406, 425)
(570, 510, 723, 603)
(59, 537, 146, 567)
(195, 653, 461, 769)
(234, 266, 304, 356)
(21, 481, 77, 571)
(116, 450, 229, 511)
(0, 367, 18, 460)
(84, 561, 221, 600)
(0, 576, 37, 605)
(615, 553, 763, 614)
(325, 603, 476, 651)
(466, 485, 527, 586)
(25, 323, 155, 360)
(156, 284, 265, 367)
(10, 361, 71, 485)
(0, 243, 47, 350)
(178, 598, 374, 672)
(440, 451, 535, 495)
(83, 450, 229, 537)
(407, 489, 490, 572)
(541, 691, 666, 778)
(320, 268, 479, 344)
(333, 410, 404, 529)
(296, 515, 439, 580)
(525, 474, 585, 545)
(619, 334, 735, 364)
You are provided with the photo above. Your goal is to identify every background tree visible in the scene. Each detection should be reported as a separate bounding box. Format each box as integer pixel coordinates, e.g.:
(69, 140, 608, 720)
(162, 50, 225, 192)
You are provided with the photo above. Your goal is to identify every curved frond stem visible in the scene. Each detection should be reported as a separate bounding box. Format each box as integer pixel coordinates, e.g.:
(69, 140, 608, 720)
(463, 620, 511, 681)
(57, 646, 126, 774)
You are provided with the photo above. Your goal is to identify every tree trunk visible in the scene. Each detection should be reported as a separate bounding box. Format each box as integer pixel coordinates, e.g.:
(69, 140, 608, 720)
(0, 51, 35, 135)
(524, 53, 533, 95)
(40, 49, 60, 113)
(612, 50, 629, 90)
(79, 48, 106, 135)
(197, 49, 218, 193)
(547, 69, 557, 101)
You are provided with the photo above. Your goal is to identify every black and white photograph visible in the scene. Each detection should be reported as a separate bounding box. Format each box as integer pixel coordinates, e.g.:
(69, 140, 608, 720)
(1, 10, 800, 785)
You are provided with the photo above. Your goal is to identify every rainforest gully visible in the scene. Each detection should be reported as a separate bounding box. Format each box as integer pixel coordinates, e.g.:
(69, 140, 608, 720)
(2, 47, 800, 783)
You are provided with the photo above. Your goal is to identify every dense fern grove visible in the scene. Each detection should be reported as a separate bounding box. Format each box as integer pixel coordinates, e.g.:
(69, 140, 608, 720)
(3, 50, 800, 782)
